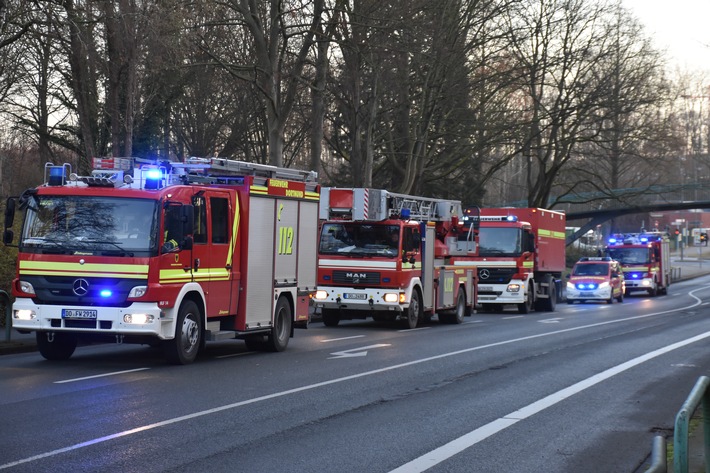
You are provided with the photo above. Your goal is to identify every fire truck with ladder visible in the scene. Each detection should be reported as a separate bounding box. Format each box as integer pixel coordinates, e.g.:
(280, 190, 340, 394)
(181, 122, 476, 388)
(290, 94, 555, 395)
(604, 232, 671, 296)
(3, 157, 319, 364)
(462, 207, 566, 313)
(313, 188, 478, 329)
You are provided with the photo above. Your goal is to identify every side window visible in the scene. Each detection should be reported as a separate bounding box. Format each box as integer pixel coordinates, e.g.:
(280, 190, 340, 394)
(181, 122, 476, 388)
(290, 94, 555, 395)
(193, 195, 207, 244)
(211, 197, 229, 244)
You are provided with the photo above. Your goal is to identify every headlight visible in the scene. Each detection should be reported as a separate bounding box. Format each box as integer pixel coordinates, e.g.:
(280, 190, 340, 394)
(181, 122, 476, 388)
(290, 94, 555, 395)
(598, 282, 610, 289)
(14, 309, 36, 320)
(641, 280, 651, 287)
(507, 284, 521, 293)
(18, 280, 35, 296)
(123, 313, 154, 324)
(383, 293, 399, 303)
(128, 286, 148, 298)
(314, 290, 328, 300)
(566, 282, 575, 289)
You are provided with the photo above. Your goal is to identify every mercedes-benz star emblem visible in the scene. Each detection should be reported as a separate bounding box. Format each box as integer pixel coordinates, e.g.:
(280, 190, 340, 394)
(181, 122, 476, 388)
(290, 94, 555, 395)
(72, 279, 90, 296)
(479, 269, 491, 280)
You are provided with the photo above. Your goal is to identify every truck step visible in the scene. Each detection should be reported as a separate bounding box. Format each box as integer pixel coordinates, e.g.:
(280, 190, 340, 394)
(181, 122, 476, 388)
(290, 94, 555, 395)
(206, 330, 237, 341)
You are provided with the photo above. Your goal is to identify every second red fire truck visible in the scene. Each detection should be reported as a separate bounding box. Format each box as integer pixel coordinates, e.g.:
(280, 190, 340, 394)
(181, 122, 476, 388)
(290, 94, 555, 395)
(313, 188, 478, 329)
(463, 207, 566, 313)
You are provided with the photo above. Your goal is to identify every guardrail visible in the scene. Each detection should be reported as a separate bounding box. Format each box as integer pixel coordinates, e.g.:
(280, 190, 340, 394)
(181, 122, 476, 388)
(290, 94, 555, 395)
(645, 376, 710, 473)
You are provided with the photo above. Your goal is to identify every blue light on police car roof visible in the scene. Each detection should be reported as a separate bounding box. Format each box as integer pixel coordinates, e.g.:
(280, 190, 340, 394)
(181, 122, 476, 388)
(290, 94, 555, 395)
(100, 289, 112, 298)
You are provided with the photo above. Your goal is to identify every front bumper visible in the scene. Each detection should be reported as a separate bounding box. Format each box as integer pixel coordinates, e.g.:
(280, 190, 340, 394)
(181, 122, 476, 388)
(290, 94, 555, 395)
(313, 286, 406, 313)
(11, 297, 172, 338)
(566, 286, 613, 301)
(476, 282, 526, 305)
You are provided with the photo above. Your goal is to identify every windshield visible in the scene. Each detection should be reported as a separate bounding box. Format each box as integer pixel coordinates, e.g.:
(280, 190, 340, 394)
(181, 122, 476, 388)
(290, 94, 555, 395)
(606, 248, 650, 264)
(478, 227, 522, 256)
(319, 222, 400, 257)
(572, 263, 609, 276)
(21, 195, 159, 256)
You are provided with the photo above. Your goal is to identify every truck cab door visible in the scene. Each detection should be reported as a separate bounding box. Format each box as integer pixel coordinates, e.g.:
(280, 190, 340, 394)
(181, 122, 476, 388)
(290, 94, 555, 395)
(192, 191, 236, 318)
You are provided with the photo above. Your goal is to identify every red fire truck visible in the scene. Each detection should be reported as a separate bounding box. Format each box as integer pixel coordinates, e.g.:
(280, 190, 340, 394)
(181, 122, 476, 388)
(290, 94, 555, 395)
(463, 207, 566, 313)
(313, 188, 478, 329)
(605, 232, 671, 296)
(3, 157, 320, 364)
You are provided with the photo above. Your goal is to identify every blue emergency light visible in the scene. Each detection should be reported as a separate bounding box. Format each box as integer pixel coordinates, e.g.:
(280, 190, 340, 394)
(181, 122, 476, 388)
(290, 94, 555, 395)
(100, 289, 113, 298)
(401, 208, 411, 219)
(505, 215, 517, 222)
(144, 168, 164, 190)
(47, 166, 66, 186)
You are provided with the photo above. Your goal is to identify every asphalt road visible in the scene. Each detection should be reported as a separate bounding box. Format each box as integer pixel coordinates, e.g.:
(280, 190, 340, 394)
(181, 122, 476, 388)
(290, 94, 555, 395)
(2, 276, 710, 472)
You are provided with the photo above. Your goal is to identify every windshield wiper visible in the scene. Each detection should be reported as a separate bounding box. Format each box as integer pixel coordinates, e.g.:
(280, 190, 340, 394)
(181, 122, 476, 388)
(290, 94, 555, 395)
(79, 239, 134, 257)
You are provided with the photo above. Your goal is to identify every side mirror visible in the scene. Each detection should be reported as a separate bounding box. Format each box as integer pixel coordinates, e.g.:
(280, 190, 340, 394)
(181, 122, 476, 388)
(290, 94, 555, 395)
(3, 229, 14, 245)
(4, 198, 15, 229)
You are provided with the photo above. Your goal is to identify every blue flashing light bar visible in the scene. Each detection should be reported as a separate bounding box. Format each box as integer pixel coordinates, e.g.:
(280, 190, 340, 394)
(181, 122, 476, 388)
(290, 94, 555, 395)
(100, 289, 113, 298)
(505, 215, 517, 222)
(48, 166, 66, 186)
(401, 208, 411, 219)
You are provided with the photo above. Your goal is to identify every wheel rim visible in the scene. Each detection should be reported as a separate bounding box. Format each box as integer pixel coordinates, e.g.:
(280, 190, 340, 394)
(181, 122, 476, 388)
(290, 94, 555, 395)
(181, 313, 200, 354)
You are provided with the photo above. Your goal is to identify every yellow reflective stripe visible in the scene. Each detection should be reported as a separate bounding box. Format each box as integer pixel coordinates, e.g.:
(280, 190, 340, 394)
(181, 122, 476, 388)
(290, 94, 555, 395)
(251, 185, 268, 195)
(305, 190, 320, 201)
(159, 268, 231, 284)
(538, 229, 565, 239)
(19, 261, 148, 278)
(226, 198, 240, 268)
(523, 261, 534, 268)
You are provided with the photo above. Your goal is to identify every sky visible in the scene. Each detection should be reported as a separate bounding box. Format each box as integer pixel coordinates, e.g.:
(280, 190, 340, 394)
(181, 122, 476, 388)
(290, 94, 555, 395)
(623, 0, 710, 72)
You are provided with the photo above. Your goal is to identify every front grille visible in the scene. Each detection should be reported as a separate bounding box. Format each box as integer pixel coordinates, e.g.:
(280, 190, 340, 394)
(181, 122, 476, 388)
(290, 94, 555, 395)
(25, 275, 146, 307)
(332, 270, 381, 285)
(477, 267, 516, 284)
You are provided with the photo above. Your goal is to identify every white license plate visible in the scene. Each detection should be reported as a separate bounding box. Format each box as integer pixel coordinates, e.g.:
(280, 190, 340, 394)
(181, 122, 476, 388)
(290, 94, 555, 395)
(62, 309, 98, 319)
(343, 293, 367, 300)
(479, 286, 493, 292)
(579, 292, 595, 297)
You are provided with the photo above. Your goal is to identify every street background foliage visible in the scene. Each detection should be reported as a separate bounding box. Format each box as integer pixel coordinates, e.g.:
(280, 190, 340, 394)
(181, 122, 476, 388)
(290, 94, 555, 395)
(0, 0, 709, 295)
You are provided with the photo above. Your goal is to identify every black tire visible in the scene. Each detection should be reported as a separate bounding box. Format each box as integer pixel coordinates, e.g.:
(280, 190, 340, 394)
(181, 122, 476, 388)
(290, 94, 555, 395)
(617, 289, 624, 303)
(543, 279, 557, 311)
(36, 332, 77, 361)
(322, 308, 340, 327)
(164, 300, 202, 365)
(607, 291, 614, 304)
(403, 290, 422, 329)
(518, 289, 534, 314)
(265, 296, 292, 352)
(648, 281, 658, 297)
(440, 290, 466, 324)
(567, 298, 574, 304)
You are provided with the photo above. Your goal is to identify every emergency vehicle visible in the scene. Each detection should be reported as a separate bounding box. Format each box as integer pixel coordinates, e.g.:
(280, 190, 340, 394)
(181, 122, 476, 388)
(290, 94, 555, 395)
(605, 232, 671, 296)
(463, 207, 566, 313)
(566, 257, 625, 304)
(313, 188, 478, 329)
(3, 157, 320, 364)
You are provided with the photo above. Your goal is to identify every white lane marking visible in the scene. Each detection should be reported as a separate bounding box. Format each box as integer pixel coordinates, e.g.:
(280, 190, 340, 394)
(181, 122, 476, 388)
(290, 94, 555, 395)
(702, 302, 710, 306)
(502, 316, 524, 320)
(538, 318, 563, 324)
(320, 335, 366, 342)
(390, 328, 710, 473)
(54, 368, 150, 384)
(329, 344, 391, 359)
(216, 352, 254, 359)
(3, 287, 707, 470)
